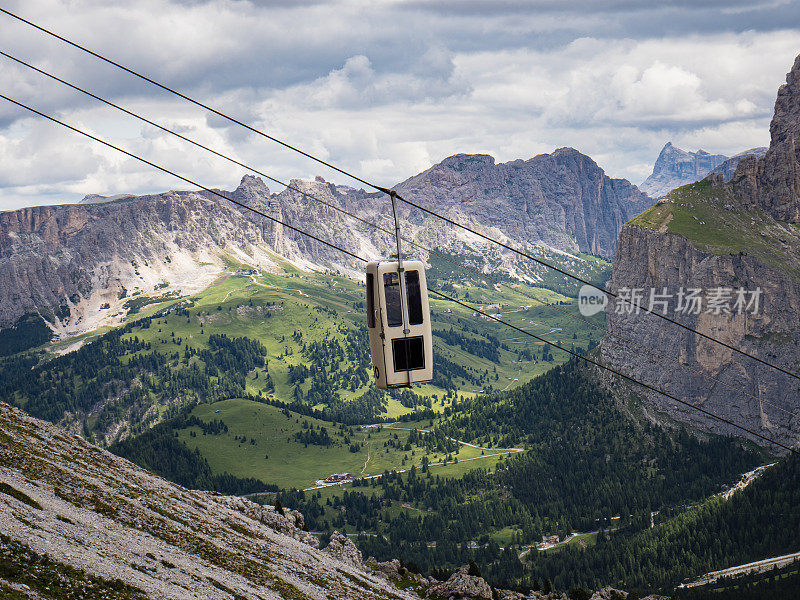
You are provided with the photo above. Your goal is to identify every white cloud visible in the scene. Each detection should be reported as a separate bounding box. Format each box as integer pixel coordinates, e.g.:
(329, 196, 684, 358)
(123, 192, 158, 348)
(0, 0, 798, 209)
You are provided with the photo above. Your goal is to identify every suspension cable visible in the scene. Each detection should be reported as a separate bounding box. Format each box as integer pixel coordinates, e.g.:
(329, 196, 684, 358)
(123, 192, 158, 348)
(1, 91, 795, 454)
(0, 94, 366, 267)
(427, 288, 798, 455)
(2, 5, 796, 382)
(1, 50, 795, 418)
(4, 49, 795, 417)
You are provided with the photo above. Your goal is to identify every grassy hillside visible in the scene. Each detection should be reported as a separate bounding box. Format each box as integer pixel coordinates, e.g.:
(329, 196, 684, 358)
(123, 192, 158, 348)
(0, 255, 605, 441)
(268, 360, 765, 591)
(629, 179, 800, 276)
(174, 398, 513, 489)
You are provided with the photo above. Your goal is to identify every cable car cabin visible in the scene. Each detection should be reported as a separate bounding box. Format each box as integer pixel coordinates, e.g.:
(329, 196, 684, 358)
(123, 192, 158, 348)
(366, 260, 433, 389)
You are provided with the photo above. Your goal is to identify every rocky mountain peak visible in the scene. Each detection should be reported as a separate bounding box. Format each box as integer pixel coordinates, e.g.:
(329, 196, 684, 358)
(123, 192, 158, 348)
(639, 142, 728, 198)
(437, 153, 496, 170)
(230, 174, 272, 213)
(769, 53, 800, 159)
(78, 193, 135, 205)
(549, 146, 592, 162)
(731, 52, 800, 221)
(396, 147, 651, 257)
(233, 174, 270, 197)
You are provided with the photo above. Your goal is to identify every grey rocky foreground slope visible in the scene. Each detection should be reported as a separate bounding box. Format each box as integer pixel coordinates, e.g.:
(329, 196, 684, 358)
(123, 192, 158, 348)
(0, 147, 648, 339)
(0, 400, 418, 599)
(602, 54, 800, 448)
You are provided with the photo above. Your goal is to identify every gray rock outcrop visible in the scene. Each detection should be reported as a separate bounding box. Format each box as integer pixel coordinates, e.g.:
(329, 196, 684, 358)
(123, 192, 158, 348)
(324, 531, 364, 569)
(426, 565, 493, 599)
(215, 495, 319, 547)
(708, 147, 767, 182)
(369, 558, 404, 580)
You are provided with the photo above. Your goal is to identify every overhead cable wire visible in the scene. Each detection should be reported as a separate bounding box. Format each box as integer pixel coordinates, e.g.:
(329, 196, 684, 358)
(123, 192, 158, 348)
(1, 91, 796, 455)
(0, 94, 366, 267)
(0, 7, 375, 190)
(1, 50, 795, 419)
(0, 49, 384, 232)
(2, 6, 794, 382)
(0, 50, 795, 416)
(426, 288, 799, 455)
(417, 246, 800, 420)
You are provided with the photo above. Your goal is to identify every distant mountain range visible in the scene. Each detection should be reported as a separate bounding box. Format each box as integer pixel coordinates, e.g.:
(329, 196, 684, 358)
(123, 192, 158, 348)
(0, 147, 650, 342)
(639, 142, 767, 198)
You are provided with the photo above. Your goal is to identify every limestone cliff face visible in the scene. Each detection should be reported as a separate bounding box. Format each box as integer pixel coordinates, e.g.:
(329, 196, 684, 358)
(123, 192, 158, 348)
(603, 54, 800, 449)
(602, 223, 800, 447)
(732, 54, 800, 222)
(0, 148, 645, 341)
(395, 147, 650, 257)
(0, 190, 283, 339)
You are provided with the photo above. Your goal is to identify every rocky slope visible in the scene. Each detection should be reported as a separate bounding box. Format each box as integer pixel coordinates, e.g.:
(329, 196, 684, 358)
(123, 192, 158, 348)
(0, 400, 418, 599)
(0, 148, 646, 344)
(602, 54, 800, 449)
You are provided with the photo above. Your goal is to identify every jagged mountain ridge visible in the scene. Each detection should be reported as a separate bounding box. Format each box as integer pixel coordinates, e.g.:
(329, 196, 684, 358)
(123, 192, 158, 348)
(639, 143, 767, 199)
(602, 54, 800, 448)
(394, 148, 650, 257)
(0, 147, 648, 342)
(639, 143, 728, 198)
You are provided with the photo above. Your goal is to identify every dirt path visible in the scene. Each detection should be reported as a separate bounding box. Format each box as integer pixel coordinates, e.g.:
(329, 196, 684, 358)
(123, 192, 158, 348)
(360, 442, 372, 476)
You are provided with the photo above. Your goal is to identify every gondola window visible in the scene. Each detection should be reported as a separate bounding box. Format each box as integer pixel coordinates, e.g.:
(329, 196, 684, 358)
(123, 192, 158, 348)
(405, 270, 423, 325)
(366, 273, 375, 328)
(392, 336, 425, 371)
(383, 272, 402, 327)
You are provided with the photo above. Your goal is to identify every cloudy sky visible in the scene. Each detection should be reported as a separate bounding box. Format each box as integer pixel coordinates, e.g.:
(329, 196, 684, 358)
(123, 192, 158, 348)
(1, 0, 799, 210)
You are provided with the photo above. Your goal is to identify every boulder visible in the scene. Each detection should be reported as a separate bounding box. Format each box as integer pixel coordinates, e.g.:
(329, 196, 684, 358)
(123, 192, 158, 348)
(426, 565, 493, 599)
(215, 495, 319, 547)
(589, 589, 628, 600)
(370, 558, 404, 580)
(324, 530, 364, 569)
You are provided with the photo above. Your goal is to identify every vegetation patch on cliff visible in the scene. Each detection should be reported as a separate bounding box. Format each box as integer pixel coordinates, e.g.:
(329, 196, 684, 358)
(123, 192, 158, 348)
(629, 180, 800, 277)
